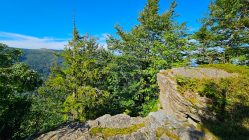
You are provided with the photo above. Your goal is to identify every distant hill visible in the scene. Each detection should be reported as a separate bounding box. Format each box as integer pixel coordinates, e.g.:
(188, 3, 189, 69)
(19, 48, 63, 78)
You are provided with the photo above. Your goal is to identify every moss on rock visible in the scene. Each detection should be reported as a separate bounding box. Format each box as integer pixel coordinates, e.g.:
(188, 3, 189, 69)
(90, 123, 145, 139)
(156, 127, 180, 140)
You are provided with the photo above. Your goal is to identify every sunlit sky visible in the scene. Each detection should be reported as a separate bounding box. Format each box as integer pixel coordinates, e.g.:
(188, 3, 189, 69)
(0, 0, 210, 50)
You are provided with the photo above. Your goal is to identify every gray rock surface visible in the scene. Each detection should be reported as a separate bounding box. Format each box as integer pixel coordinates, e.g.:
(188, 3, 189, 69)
(95, 114, 144, 128)
(36, 111, 201, 140)
(158, 67, 233, 124)
(170, 67, 232, 78)
(36, 67, 233, 140)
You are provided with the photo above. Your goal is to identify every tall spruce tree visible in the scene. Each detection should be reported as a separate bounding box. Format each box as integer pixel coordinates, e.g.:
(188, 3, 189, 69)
(107, 0, 187, 116)
(38, 23, 111, 121)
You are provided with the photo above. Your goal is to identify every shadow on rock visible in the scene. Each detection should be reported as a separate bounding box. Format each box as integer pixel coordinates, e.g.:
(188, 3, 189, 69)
(199, 102, 249, 140)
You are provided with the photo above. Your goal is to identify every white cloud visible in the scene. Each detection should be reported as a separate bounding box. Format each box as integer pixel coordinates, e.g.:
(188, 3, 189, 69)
(96, 33, 109, 49)
(188, 39, 198, 43)
(0, 31, 111, 50)
(0, 31, 68, 50)
(188, 26, 199, 33)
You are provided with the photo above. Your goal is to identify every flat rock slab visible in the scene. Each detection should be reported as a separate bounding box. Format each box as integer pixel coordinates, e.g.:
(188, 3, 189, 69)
(169, 67, 232, 79)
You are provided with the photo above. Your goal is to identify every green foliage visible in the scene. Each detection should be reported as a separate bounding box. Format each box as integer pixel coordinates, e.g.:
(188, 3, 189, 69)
(0, 43, 42, 139)
(107, 0, 188, 116)
(193, 0, 249, 65)
(140, 99, 160, 115)
(192, 26, 218, 64)
(63, 86, 110, 122)
(20, 94, 65, 138)
(176, 76, 199, 94)
(0, 43, 22, 67)
(177, 64, 249, 139)
(38, 27, 112, 122)
(90, 123, 145, 139)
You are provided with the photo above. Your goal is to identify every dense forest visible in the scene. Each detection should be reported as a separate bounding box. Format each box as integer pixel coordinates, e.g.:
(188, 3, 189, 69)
(0, 0, 248, 139)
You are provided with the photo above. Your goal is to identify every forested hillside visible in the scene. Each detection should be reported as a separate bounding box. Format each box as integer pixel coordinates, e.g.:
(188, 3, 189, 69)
(20, 48, 63, 78)
(0, 0, 248, 139)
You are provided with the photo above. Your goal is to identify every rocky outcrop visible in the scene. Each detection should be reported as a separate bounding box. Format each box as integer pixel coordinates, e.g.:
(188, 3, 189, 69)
(157, 67, 233, 124)
(36, 111, 203, 140)
(36, 67, 233, 140)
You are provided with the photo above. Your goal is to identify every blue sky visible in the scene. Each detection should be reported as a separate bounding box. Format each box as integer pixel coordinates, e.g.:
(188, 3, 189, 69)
(0, 0, 210, 50)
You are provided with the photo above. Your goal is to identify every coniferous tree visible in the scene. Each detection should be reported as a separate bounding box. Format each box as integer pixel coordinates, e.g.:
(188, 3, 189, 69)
(197, 0, 249, 64)
(38, 24, 111, 121)
(107, 0, 188, 116)
(193, 26, 219, 64)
